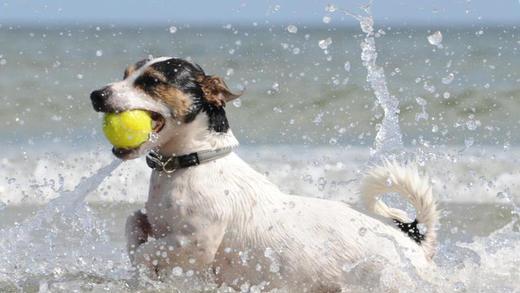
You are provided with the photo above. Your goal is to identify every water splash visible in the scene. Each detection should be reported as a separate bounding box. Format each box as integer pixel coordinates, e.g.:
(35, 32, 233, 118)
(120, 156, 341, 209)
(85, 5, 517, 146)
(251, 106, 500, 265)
(0, 159, 123, 286)
(427, 31, 443, 48)
(343, 2, 403, 159)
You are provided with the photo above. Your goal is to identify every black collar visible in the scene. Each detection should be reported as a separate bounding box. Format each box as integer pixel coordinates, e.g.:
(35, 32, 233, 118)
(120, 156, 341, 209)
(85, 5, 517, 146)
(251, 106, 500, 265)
(146, 146, 236, 173)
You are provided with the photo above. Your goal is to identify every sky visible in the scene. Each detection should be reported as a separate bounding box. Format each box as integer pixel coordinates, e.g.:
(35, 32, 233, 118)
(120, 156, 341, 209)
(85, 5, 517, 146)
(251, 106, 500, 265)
(0, 0, 519, 26)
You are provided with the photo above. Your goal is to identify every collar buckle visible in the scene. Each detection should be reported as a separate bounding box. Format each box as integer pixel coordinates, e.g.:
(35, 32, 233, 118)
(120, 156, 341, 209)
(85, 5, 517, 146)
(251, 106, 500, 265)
(162, 157, 176, 174)
(146, 150, 178, 173)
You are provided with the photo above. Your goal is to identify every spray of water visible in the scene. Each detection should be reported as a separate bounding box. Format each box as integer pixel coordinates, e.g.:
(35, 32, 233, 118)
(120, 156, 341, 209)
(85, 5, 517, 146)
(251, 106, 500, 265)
(0, 159, 123, 286)
(342, 2, 404, 159)
(338, 3, 520, 291)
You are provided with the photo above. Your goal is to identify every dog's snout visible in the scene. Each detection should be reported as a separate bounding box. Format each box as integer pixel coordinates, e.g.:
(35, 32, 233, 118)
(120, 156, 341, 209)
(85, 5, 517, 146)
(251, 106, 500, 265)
(90, 86, 113, 112)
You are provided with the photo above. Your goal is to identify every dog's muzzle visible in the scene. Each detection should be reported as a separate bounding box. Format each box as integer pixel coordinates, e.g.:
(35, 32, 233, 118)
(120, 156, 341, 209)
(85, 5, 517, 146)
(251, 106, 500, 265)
(90, 86, 113, 112)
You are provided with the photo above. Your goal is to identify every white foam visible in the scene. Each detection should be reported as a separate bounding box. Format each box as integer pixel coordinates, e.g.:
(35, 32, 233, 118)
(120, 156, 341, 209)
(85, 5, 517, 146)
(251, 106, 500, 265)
(0, 145, 519, 205)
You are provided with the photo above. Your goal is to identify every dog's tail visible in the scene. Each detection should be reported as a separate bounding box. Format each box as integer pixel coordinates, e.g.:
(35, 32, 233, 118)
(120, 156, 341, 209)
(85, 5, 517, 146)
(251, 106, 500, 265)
(360, 160, 438, 259)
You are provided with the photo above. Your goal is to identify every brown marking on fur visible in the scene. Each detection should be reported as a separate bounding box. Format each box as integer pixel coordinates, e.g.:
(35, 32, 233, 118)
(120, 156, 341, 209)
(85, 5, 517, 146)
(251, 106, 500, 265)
(124, 59, 150, 79)
(155, 86, 192, 117)
(197, 75, 242, 107)
(133, 211, 152, 244)
(123, 64, 135, 79)
(135, 68, 192, 117)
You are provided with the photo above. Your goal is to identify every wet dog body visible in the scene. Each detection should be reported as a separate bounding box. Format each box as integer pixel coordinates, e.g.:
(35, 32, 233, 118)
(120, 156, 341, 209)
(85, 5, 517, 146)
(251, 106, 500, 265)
(91, 57, 438, 291)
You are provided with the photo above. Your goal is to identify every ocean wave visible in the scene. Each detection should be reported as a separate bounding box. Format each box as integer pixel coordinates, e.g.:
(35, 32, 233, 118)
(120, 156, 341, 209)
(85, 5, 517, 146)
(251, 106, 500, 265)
(1, 145, 518, 206)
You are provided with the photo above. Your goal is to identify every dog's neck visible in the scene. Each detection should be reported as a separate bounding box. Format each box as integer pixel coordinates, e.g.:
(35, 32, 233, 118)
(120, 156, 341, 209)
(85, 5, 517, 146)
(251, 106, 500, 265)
(158, 113, 239, 156)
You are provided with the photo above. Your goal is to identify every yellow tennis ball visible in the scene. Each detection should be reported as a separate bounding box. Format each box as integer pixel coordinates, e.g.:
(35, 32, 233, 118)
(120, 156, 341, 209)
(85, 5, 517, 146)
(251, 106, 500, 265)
(102, 110, 152, 149)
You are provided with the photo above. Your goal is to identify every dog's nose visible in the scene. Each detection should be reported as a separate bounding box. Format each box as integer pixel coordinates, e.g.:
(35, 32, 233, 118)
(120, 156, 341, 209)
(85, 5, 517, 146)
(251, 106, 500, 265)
(90, 86, 112, 112)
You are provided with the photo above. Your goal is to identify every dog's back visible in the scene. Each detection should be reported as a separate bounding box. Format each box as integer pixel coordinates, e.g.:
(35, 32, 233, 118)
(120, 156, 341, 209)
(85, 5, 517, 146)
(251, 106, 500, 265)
(165, 153, 437, 290)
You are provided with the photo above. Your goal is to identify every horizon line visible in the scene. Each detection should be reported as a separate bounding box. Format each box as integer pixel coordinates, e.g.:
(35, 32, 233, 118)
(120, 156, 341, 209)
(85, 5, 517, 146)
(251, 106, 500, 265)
(1, 20, 519, 29)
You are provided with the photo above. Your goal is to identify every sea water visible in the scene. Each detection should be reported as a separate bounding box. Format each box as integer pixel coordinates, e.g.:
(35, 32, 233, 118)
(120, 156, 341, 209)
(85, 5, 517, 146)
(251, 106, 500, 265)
(1, 2, 520, 292)
(0, 146, 518, 291)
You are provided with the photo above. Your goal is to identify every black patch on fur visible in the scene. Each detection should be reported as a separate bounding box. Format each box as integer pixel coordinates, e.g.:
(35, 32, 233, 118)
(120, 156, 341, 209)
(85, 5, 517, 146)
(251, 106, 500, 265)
(393, 219, 425, 244)
(201, 103, 229, 132)
(149, 58, 230, 133)
(134, 73, 165, 94)
(134, 59, 148, 70)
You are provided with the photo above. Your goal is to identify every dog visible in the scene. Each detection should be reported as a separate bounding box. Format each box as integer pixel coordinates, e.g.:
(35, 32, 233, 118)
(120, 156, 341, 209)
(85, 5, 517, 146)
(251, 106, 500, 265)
(90, 57, 438, 292)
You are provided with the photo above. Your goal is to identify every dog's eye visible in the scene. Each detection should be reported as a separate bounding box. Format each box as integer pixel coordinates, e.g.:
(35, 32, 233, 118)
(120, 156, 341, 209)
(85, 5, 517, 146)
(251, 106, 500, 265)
(134, 75, 162, 89)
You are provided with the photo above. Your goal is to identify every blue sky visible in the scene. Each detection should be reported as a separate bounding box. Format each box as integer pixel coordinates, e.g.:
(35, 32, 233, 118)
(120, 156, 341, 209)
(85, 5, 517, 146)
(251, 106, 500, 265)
(0, 0, 519, 25)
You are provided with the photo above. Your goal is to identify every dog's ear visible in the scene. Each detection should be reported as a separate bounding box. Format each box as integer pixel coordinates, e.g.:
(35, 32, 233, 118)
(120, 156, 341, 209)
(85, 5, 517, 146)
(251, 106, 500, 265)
(198, 75, 242, 107)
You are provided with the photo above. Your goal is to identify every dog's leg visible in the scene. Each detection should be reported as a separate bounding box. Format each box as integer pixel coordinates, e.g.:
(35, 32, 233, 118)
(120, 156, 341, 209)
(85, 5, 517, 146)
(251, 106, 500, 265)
(132, 215, 226, 278)
(125, 209, 152, 264)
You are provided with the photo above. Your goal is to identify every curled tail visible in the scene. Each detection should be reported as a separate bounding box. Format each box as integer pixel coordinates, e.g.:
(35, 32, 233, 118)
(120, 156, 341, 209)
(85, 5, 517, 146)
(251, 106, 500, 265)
(360, 160, 438, 259)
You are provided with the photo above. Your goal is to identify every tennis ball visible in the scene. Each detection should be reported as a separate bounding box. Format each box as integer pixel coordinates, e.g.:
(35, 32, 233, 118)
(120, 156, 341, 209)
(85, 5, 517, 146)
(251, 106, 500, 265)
(102, 110, 152, 149)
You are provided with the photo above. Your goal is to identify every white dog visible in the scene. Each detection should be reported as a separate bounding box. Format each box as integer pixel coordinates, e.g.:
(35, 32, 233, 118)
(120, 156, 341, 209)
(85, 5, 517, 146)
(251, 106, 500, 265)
(90, 57, 438, 292)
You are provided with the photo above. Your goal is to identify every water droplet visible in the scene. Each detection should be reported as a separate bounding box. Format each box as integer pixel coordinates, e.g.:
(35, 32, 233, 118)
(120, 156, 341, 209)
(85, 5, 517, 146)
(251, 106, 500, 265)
(322, 16, 331, 24)
(232, 98, 241, 108)
(427, 31, 443, 47)
(95, 50, 103, 57)
(149, 132, 159, 142)
(168, 26, 177, 34)
(325, 4, 337, 12)
(423, 82, 436, 93)
(76, 74, 83, 79)
(270, 263, 280, 273)
(0, 59, 7, 66)
(417, 223, 427, 234)
(287, 24, 298, 34)
(313, 112, 324, 124)
(271, 82, 280, 92)
(358, 227, 367, 236)
(171, 266, 183, 276)
(496, 191, 509, 200)
(453, 281, 466, 292)
(442, 73, 454, 84)
(359, 16, 374, 34)
(344, 61, 351, 72)
(318, 37, 332, 49)
(416, 97, 427, 106)
(466, 119, 480, 131)
(264, 247, 280, 273)
(464, 137, 474, 148)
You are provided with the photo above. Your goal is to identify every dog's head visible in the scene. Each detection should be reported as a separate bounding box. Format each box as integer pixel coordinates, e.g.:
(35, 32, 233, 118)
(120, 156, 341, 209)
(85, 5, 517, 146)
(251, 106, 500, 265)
(90, 57, 240, 160)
